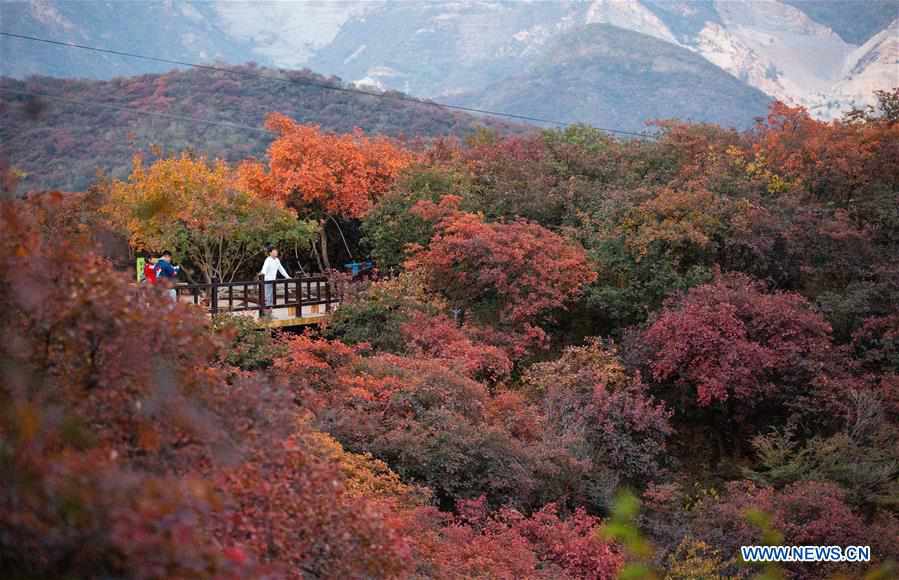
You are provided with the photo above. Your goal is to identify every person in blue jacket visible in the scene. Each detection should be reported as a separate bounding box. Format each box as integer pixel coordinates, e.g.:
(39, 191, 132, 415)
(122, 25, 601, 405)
(154, 250, 180, 301)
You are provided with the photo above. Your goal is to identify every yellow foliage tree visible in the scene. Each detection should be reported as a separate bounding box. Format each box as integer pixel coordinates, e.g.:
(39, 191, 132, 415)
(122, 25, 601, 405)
(104, 153, 316, 282)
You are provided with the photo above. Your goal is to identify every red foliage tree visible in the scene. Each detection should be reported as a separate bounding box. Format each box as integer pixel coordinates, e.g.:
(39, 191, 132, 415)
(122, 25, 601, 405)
(641, 273, 834, 409)
(422, 496, 623, 579)
(214, 421, 416, 578)
(0, 194, 221, 459)
(299, 343, 538, 507)
(699, 480, 895, 579)
(406, 200, 596, 357)
(400, 310, 513, 385)
(275, 334, 592, 510)
(0, 196, 420, 578)
(0, 195, 257, 578)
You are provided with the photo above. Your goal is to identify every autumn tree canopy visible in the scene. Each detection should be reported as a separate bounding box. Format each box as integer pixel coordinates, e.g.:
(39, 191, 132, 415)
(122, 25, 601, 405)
(240, 113, 417, 218)
(104, 153, 315, 282)
(406, 198, 596, 355)
(640, 273, 834, 410)
(239, 113, 417, 269)
(7, 94, 899, 579)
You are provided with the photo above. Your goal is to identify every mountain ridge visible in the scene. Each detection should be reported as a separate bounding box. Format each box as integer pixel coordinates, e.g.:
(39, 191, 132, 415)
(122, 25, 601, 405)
(448, 23, 772, 132)
(2, 1, 896, 124)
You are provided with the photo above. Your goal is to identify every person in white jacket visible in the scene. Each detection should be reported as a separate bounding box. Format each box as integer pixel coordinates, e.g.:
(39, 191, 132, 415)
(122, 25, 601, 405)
(259, 246, 290, 310)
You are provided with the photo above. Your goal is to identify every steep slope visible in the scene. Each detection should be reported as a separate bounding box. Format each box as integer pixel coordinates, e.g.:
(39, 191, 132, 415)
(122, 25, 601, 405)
(210, 1, 378, 69)
(827, 19, 899, 117)
(0, 66, 520, 193)
(307, 0, 575, 97)
(584, 0, 679, 44)
(782, 0, 899, 44)
(639, 0, 722, 43)
(451, 23, 772, 132)
(690, 0, 856, 111)
(0, 1, 257, 78)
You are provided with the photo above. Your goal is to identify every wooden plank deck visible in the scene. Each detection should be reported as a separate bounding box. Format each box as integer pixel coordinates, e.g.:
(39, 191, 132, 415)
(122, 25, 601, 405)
(262, 315, 329, 328)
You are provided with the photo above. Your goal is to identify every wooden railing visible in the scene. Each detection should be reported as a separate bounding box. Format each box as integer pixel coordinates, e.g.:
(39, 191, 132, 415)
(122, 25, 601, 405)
(174, 275, 341, 319)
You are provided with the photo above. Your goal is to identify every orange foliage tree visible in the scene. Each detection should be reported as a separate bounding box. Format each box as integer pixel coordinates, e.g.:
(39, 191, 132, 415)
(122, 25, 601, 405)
(239, 113, 417, 270)
(754, 100, 899, 205)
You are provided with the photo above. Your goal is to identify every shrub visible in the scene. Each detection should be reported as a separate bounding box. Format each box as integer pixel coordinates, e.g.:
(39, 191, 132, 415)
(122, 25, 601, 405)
(318, 353, 537, 508)
(853, 312, 899, 374)
(525, 340, 672, 484)
(423, 497, 623, 579)
(745, 409, 899, 509)
(324, 272, 441, 353)
(664, 538, 734, 580)
(212, 314, 284, 370)
(401, 310, 513, 385)
(697, 481, 877, 579)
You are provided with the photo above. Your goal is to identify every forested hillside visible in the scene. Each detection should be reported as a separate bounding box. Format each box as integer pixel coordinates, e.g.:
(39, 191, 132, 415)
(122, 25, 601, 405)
(0, 65, 519, 193)
(2, 90, 898, 578)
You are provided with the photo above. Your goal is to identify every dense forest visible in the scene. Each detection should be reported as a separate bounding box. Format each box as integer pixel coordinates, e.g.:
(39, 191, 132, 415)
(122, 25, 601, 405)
(1, 89, 898, 579)
(0, 65, 520, 193)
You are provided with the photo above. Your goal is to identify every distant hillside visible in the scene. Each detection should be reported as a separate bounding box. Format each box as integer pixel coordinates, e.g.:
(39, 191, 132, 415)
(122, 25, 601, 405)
(451, 24, 772, 133)
(7, 1, 897, 123)
(0, 65, 519, 193)
(782, 0, 899, 45)
(0, 1, 255, 79)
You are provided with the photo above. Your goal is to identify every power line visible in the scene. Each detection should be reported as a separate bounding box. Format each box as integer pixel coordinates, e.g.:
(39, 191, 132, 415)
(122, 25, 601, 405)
(0, 31, 567, 127)
(0, 30, 656, 139)
(0, 87, 273, 134)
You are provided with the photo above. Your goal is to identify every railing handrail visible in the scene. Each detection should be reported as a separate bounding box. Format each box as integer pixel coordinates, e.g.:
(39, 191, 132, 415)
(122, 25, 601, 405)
(175, 274, 332, 289)
(173, 274, 342, 320)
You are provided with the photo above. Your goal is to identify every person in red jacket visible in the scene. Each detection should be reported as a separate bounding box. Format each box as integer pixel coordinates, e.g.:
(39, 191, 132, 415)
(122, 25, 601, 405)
(142, 256, 157, 285)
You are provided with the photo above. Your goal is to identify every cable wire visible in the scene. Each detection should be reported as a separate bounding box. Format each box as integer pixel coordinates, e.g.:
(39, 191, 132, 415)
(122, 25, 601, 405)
(0, 30, 656, 139)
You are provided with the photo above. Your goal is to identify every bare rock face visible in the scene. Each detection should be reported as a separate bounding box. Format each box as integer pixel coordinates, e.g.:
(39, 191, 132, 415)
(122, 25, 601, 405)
(829, 19, 899, 117)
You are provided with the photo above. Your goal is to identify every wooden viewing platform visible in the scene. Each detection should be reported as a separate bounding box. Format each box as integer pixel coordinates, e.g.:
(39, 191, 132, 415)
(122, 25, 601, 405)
(174, 275, 342, 327)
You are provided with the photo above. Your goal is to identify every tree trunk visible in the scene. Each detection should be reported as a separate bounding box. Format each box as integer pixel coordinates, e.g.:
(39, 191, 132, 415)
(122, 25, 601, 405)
(311, 239, 325, 274)
(293, 245, 307, 277)
(319, 219, 331, 272)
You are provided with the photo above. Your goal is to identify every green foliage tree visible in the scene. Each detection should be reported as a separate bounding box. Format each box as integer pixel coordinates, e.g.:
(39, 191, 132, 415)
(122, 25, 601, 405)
(211, 314, 285, 371)
(361, 166, 468, 270)
(325, 272, 442, 352)
(745, 391, 899, 509)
